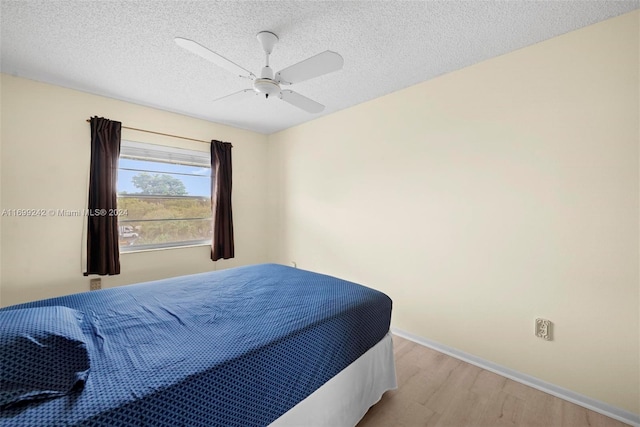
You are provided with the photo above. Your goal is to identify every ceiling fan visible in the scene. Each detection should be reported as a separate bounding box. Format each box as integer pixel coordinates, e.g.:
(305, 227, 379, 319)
(175, 31, 344, 113)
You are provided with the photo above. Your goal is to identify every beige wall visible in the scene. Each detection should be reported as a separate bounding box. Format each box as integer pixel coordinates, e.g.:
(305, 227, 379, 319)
(0, 74, 269, 306)
(267, 11, 639, 414)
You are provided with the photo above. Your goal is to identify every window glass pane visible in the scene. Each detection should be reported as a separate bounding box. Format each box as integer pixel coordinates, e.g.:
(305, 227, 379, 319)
(118, 161, 210, 198)
(118, 196, 211, 221)
(116, 141, 212, 252)
(119, 219, 212, 249)
(118, 170, 210, 197)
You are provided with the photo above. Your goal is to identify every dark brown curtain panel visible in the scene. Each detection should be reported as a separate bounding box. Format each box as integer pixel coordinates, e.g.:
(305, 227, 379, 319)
(85, 117, 121, 275)
(210, 140, 234, 261)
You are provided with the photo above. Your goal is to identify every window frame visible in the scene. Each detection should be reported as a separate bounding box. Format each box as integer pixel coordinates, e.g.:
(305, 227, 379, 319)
(117, 140, 212, 253)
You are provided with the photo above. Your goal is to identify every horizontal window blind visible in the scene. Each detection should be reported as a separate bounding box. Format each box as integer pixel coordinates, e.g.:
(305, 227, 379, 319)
(120, 140, 209, 167)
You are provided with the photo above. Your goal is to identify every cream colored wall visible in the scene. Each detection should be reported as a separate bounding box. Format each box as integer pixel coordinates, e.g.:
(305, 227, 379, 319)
(267, 11, 639, 414)
(0, 74, 268, 306)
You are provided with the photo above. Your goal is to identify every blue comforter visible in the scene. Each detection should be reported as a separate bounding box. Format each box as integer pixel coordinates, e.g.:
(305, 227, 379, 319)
(0, 264, 392, 426)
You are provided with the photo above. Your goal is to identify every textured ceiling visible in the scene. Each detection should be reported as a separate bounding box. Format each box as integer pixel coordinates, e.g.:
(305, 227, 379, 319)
(1, 1, 637, 134)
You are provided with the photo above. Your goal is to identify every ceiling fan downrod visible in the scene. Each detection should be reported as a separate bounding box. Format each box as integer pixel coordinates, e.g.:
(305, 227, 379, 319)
(253, 31, 280, 98)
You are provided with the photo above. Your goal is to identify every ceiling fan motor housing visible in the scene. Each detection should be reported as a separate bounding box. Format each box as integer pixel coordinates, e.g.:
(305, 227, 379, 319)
(253, 77, 280, 97)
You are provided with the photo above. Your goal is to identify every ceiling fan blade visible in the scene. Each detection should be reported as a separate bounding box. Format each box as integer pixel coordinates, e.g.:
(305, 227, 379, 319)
(279, 90, 325, 113)
(175, 37, 255, 79)
(213, 89, 257, 104)
(276, 51, 343, 85)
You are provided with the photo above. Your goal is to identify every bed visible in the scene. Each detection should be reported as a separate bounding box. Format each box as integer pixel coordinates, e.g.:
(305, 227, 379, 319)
(0, 263, 396, 426)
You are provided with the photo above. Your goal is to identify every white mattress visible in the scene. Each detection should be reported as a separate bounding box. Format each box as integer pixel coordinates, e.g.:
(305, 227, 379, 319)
(270, 333, 397, 427)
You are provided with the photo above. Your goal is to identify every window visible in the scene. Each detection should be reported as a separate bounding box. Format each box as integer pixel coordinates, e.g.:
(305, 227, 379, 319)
(117, 140, 211, 252)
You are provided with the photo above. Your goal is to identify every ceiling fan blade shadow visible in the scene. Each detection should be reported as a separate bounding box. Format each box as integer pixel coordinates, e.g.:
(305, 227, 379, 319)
(276, 51, 343, 85)
(175, 37, 255, 79)
(279, 90, 325, 113)
(213, 89, 257, 104)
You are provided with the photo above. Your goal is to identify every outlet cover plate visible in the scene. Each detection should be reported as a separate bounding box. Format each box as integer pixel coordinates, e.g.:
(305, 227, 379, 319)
(535, 318, 552, 341)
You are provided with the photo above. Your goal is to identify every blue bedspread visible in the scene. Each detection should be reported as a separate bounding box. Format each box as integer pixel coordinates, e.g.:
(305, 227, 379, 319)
(0, 264, 392, 426)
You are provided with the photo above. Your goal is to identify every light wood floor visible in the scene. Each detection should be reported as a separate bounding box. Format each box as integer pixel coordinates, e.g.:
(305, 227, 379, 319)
(357, 335, 630, 427)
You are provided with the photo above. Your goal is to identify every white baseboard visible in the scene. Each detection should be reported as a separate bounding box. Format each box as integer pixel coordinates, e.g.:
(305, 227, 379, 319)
(390, 327, 640, 427)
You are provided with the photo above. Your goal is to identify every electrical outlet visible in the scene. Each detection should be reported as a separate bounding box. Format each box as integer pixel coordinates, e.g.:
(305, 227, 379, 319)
(90, 278, 102, 291)
(535, 318, 552, 341)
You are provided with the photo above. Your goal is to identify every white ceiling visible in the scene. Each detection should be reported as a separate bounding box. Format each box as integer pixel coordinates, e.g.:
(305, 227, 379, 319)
(1, 1, 637, 134)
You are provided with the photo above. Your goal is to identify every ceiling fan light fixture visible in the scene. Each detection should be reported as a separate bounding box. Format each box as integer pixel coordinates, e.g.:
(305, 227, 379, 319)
(253, 78, 280, 97)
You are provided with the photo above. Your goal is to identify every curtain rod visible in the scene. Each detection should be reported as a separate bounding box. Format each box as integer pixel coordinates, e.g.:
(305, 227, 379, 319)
(85, 119, 211, 144)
